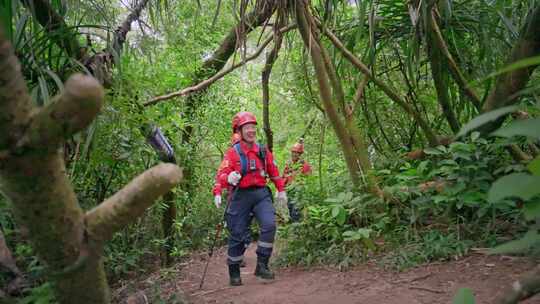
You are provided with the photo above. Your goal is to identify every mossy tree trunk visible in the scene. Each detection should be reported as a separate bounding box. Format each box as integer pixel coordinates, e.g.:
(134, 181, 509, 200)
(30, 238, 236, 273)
(295, 0, 362, 189)
(294, 0, 382, 195)
(425, 8, 460, 134)
(0, 29, 182, 304)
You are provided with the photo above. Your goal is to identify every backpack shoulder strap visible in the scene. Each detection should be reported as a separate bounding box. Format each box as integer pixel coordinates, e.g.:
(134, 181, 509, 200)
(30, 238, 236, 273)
(233, 143, 247, 176)
(257, 143, 268, 174)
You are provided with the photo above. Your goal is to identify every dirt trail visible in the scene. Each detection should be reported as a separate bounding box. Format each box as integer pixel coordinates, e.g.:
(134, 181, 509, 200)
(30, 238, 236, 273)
(117, 245, 540, 304)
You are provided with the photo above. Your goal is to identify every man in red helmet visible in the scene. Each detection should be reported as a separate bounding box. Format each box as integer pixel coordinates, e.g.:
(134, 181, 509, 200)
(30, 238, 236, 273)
(213, 111, 287, 286)
(282, 139, 312, 222)
(212, 131, 252, 268)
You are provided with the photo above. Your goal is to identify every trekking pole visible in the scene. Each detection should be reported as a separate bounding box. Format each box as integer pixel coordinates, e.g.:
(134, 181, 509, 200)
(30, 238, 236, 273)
(199, 199, 229, 290)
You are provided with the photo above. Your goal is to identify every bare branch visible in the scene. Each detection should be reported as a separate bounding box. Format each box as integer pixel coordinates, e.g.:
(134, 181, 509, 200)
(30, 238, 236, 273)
(316, 19, 439, 146)
(261, 19, 286, 152)
(144, 24, 296, 107)
(85, 164, 183, 242)
(113, 0, 150, 54)
(428, 9, 481, 110)
(200, 0, 278, 80)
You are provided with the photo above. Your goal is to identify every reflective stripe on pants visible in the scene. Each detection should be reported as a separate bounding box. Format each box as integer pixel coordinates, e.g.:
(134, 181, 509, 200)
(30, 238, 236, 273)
(226, 187, 276, 265)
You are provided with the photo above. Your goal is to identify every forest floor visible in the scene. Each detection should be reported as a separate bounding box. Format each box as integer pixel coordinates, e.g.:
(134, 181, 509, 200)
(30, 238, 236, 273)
(115, 245, 540, 304)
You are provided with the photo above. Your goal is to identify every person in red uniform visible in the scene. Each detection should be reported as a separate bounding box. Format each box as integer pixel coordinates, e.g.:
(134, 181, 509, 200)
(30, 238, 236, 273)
(212, 132, 251, 268)
(282, 140, 312, 222)
(213, 111, 287, 286)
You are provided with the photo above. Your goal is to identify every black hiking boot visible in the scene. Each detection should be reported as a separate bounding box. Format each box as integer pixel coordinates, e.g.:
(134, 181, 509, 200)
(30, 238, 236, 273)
(228, 264, 242, 286)
(254, 257, 274, 282)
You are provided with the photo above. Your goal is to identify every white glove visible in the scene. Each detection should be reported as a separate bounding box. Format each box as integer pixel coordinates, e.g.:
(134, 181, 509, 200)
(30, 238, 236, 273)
(227, 171, 242, 186)
(276, 191, 288, 209)
(275, 191, 289, 222)
(214, 195, 222, 208)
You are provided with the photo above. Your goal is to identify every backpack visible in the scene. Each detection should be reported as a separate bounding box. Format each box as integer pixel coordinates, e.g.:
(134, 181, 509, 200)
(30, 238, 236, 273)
(232, 142, 267, 177)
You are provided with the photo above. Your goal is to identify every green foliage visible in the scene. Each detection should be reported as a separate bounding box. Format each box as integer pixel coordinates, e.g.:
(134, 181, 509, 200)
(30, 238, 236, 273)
(18, 283, 57, 304)
(484, 115, 540, 255)
(1, 0, 538, 299)
(456, 106, 517, 138)
(489, 172, 540, 202)
(452, 288, 475, 304)
(391, 133, 515, 222)
(492, 118, 540, 138)
(382, 230, 472, 271)
(276, 190, 382, 268)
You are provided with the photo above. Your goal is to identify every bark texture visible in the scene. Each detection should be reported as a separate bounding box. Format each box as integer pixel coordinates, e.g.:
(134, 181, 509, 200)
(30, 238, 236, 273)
(295, 0, 362, 188)
(427, 9, 481, 110)
(0, 29, 182, 303)
(480, 5, 540, 134)
(261, 20, 286, 151)
(425, 9, 460, 134)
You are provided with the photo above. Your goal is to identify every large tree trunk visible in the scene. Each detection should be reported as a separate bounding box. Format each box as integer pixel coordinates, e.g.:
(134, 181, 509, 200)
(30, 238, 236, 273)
(425, 8, 460, 134)
(20, 0, 182, 264)
(295, 0, 362, 188)
(427, 8, 481, 111)
(261, 28, 284, 152)
(0, 30, 182, 303)
(296, 2, 381, 194)
(479, 5, 540, 134)
(317, 29, 382, 195)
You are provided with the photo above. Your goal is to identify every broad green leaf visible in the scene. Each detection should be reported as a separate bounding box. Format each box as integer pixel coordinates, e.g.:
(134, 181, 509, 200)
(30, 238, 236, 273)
(483, 55, 540, 81)
(490, 230, 540, 254)
(344, 191, 353, 202)
(356, 228, 372, 238)
(332, 205, 347, 226)
(343, 231, 355, 237)
(523, 200, 540, 221)
(324, 198, 340, 203)
(452, 288, 475, 304)
(528, 156, 540, 176)
(457, 106, 517, 138)
(432, 195, 448, 204)
(332, 205, 340, 218)
(491, 118, 540, 139)
(337, 208, 347, 226)
(424, 147, 444, 155)
(488, 173, 540, 202)
(418, 160, 430, 173)
(38, 76, 50, 105)
(44, 69, 64, 91)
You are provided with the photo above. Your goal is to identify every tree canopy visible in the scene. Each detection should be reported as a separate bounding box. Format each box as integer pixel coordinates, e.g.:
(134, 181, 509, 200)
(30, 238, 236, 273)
(1, 0, 540, 303)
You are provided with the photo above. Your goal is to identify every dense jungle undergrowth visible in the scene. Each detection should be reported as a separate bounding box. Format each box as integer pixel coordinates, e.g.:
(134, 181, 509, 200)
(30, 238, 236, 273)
(1, 0, 540, 303)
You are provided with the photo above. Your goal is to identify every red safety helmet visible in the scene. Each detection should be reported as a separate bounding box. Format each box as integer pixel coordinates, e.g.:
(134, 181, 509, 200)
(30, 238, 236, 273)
(232, 111, 257, 132)
(230, 132, 241, 145)
(291, 142, 304, 154)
